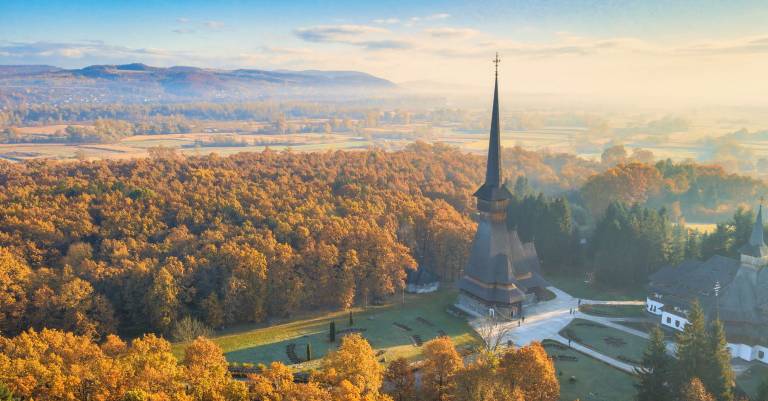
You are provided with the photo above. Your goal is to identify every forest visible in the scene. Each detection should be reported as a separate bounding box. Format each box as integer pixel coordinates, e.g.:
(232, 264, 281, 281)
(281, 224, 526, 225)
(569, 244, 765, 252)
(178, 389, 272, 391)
(0, 143, 765, 339)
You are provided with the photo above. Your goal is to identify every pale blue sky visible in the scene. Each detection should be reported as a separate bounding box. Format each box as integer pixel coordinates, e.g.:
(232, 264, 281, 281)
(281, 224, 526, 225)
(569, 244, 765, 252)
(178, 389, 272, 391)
(2, 0, 768, 103)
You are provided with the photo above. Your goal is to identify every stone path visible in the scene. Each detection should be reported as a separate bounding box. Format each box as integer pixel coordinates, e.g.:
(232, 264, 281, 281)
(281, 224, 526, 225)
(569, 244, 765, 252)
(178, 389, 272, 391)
(467, 286, 672, 373)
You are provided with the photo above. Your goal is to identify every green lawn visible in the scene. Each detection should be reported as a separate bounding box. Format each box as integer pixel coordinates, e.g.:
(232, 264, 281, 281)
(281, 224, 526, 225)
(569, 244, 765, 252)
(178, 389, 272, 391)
(615, 320, 678, 341)
(543, 340, 637, 401)
(544, 272, 645, 301)
(174, 289, 479, 368)
(560, 319, 649, 366)
(579, 304, 646, 318)
(736, 363, 768, 400)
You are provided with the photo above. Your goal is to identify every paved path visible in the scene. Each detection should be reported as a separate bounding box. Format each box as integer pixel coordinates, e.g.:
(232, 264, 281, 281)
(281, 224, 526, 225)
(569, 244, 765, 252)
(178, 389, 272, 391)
(467, 286, 675, 373)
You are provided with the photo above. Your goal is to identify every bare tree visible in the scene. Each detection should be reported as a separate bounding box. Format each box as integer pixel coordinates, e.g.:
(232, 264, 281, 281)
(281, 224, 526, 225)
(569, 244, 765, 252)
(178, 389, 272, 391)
(475, 311, 513, 354)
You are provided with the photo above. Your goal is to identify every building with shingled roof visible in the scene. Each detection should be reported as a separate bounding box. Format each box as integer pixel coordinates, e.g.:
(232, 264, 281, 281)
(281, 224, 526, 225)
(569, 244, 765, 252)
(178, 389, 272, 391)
(646, 203, 768, 364)
(456, 55, 548, 319)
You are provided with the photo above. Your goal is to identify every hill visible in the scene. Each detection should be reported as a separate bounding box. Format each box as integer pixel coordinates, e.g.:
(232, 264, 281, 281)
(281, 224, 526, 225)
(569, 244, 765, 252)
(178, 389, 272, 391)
(0, 63, 397, 105)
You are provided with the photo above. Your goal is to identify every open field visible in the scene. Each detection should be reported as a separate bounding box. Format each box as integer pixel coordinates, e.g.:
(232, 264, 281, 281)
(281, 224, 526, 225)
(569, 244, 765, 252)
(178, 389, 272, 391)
(9, 119, 768, 167)
(543, 340, 637, 401)
(544, 272, 646, 301)
(561, 319, 649, 366)
(173, 288, 479, 368)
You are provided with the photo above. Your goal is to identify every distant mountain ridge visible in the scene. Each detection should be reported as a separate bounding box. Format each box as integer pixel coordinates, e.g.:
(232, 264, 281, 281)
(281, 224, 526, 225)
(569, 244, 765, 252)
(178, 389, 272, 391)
(0, 63, 397, 104)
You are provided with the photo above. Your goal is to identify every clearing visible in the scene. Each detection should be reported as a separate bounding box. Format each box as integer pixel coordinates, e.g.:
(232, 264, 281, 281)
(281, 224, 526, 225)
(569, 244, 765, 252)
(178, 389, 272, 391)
(173, 288, 479, 368)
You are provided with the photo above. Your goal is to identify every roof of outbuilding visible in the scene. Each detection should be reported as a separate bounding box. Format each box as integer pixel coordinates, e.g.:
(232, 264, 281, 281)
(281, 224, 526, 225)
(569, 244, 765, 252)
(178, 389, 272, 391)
(406, 266, 439, 286)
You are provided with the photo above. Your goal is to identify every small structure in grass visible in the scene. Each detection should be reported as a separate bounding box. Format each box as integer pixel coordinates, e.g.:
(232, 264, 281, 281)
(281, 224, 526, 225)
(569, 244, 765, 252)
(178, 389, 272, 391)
(406, 266, 440, 293)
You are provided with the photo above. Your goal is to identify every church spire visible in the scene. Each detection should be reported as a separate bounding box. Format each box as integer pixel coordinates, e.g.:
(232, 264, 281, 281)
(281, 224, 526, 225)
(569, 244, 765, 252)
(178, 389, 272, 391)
(473, 53, 512, 203)
(740, 198, 768, 259)
(750, 200, 766, 248)
(484, 53, 502, 188)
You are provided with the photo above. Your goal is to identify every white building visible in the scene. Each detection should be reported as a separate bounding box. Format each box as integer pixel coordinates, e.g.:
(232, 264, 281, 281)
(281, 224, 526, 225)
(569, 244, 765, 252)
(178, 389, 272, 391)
(646, 204, 768, 364)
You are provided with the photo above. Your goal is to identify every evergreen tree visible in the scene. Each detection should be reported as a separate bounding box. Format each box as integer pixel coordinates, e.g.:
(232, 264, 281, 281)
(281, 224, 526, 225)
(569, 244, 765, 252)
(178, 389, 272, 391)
(685, 230, 702, 260)
(513, 176, 532, 198)
(701, 224, 734, 260)
(635, 326, 673, 401)
(730, 207, 755, 255)
(702, 319, 734, 401)
(676, 301, 709, 389)
(330, 321, 336, 342)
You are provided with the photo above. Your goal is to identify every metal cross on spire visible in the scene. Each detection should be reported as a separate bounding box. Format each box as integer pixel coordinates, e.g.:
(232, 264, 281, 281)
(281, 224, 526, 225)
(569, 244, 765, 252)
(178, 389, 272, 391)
(493, 52, 501, 78)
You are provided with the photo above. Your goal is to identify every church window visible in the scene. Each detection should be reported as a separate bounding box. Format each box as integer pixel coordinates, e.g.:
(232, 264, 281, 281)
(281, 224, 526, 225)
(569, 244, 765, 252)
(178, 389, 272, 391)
(759, 350, 765, 359)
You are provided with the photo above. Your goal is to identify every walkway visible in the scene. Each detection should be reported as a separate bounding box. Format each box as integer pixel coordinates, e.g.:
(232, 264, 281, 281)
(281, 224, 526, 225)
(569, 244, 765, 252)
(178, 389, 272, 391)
(467, 286, 672, 373)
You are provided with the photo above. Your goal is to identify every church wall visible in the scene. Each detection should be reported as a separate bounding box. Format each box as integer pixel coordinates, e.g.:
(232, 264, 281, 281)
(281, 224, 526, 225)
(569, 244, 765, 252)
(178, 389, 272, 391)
(456, 293, 519, 320)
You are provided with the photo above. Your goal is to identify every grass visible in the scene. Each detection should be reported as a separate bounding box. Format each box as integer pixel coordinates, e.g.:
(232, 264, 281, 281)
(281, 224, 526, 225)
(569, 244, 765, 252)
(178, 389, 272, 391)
(615, 320, 678, 341)
(579, 304, 646, 318)
(173, 288, 479, 368)
(544, 272, 646, 301)
(560, 319, 649, 366)
(543, 340, 637, 401)
(736, 363, 768, 399)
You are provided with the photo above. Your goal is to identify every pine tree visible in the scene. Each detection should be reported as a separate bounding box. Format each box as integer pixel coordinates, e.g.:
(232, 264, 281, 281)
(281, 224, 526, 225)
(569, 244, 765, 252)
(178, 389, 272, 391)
(635, 326, 673, 401)
(676, 300, 709, 388)
(702, 319, 734, 401)
(306, 343, 312, 361)
(330, 321, 336, 342)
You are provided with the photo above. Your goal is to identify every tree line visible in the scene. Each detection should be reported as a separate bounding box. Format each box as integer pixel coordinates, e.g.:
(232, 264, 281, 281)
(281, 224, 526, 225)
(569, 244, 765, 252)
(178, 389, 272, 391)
(0, 329, 560, 401)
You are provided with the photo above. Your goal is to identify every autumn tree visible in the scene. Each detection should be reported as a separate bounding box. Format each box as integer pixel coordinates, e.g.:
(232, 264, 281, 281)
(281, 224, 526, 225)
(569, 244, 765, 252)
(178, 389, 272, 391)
(0, 247, 31, 334)
(421, 337, 464, 401)
(145, 266, 180, 334)
(680, 378, 716, 401)
(319, 333, 385, 398)
(384, 358, 416, 401)
(498, 342, 559, 401)
(184, 336, 247, 401)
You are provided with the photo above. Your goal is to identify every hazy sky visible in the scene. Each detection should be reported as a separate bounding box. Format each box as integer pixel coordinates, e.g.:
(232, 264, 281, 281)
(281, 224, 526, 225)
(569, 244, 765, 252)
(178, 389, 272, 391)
(3, 0, 768, 105)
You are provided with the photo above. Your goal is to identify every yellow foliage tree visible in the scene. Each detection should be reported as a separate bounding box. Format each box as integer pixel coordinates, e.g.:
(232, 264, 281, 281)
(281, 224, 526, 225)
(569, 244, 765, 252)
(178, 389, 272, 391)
(499, 342, 559, 401)
(319, 333, 386, 399)
(421, 336, 464, 401)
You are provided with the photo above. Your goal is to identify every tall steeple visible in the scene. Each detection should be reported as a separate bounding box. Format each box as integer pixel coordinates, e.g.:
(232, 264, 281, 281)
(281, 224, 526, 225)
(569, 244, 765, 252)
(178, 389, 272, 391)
(749, 202, 766, 248)
(741, 199, 768, 259)
(474, 53, 512, 203)
(485, 53, 502, 187)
